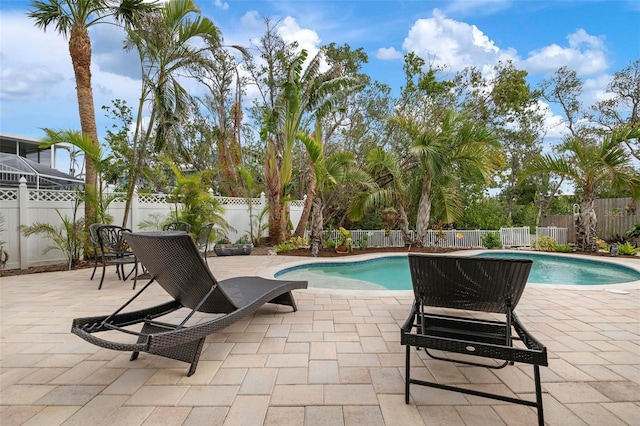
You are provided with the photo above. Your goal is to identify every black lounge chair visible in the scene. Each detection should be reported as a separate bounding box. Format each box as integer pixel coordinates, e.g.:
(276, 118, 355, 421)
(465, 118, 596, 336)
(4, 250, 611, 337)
(72, 231, 307, 376)
(401, 254, 548, 426)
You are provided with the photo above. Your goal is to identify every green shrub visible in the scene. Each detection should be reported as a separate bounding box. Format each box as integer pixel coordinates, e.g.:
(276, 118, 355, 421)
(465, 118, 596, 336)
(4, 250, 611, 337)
(481, 232, 502, 249)
(357, 234, 369, 249)
(274, 243, 294, 253)
(596, 238, 610, 252)
(286, 236, 308, 248)
(323, 240, 336, 249)
(626, 223, 640, 239)
(216, 236, 231, 244)
(533, 235, 556, 252)
(617, 241, 639, 256)
(235, 235, 251, 244)
(553, 244, 575, 253)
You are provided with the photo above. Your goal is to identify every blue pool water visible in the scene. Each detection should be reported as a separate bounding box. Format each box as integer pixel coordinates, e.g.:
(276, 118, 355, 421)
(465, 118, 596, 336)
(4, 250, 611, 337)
(275, 252, 640, 290)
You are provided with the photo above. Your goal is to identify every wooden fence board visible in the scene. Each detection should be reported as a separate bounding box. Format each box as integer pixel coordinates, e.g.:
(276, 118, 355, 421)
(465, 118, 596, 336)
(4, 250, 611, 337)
(541, 198, 639, 242)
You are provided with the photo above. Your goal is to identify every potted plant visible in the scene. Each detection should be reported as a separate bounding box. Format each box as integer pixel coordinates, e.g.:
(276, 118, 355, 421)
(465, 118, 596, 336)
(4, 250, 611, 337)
(213, 235, 253, 256)
(336, 227, 352, 253)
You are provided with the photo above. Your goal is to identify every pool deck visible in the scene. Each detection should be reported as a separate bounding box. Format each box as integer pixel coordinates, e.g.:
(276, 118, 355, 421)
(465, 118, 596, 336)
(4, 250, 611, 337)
(1, 252, 639, 425)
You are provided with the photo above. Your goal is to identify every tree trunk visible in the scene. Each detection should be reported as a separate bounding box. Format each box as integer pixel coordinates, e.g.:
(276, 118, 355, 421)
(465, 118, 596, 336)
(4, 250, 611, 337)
(69, 27, 98, 226)
(577, 196, 598, 252)
(414, 177, 433, 247)
(309, 195, 323, 243)
(398, 203, 415, 245)
(266, 141, 284, 245)
(293, 161, 315, 237)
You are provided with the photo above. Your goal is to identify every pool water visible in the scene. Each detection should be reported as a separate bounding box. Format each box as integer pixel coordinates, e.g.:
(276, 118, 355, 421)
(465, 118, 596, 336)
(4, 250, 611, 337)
(275, 253, 640, 290)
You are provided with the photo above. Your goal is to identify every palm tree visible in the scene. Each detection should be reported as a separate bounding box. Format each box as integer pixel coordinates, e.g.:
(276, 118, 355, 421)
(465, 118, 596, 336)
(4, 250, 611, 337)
(121, 0, 221, 226)
(297, 131, 367, 252)
(28, 0, 159, 225)
(350, 147, 415, 243)
(39, 128, 115, 223)
(261, 48, 364, 244)
(523, 125, 640, 252)
(397, 109, 502, 245)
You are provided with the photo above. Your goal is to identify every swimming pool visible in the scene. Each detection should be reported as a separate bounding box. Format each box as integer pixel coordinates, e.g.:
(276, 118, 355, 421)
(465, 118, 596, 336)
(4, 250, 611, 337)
(275, 252, 640, 290)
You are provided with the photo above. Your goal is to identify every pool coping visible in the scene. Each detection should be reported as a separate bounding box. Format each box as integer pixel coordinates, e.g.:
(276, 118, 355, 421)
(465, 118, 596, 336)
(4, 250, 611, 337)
(263, 249, 640, 295)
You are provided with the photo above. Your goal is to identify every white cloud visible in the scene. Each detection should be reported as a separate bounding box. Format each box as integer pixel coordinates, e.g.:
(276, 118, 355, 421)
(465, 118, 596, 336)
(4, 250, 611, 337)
(278, 16, 322, 57)
(0, 12, 71, 102)
(522, 29, 608, 76)
(214, 0, 229, 11)
(376, 47, 403, 60)
(401, 10, 517, 73)
(240, 10, 262, 29)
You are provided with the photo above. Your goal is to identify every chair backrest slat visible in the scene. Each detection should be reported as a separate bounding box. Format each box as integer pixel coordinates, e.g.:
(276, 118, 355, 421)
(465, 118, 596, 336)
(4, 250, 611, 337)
(124, 232, 237, 314)
(408, 254, 532, 314)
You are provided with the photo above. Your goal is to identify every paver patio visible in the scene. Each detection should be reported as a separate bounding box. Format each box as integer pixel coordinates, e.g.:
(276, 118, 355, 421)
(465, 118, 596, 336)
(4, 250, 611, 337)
(1, 253, 639, 425)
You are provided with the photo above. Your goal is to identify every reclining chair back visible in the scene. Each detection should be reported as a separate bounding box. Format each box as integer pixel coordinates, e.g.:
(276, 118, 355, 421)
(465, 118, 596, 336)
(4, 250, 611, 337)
(124, 231, 237, 314)
(408, 254, 532, 314)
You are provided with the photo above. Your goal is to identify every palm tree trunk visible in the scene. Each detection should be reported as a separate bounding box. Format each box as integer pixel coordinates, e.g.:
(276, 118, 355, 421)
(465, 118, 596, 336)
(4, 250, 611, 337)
(69, 27, 98, 226)
(293, 161, 315, 237)
(309, 194, 323, 256)
(415, 178, 433, 247)
(577, 196, 598, 252)
(266, 141, 284, 245)
(398, 203, 414, 245)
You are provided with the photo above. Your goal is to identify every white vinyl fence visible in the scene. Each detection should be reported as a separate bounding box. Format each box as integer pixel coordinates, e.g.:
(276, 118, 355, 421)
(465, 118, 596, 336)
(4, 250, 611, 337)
(318, 227, 565, 249)
(0, 182, 304, 270)
(1, 181, 568, 270)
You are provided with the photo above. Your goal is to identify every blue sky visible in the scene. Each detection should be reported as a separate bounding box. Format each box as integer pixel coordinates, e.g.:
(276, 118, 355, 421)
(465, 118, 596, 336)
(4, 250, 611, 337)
(1, 0, 639, 144)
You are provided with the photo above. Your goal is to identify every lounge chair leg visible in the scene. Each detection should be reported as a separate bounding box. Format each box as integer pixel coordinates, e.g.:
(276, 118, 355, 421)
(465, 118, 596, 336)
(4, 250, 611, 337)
(269, 292, 298, 311)
(186, 338, 206, 377)
(405, 345, 411, 404)
(130, 351, 139, 361)
(534, 365, 544, 426)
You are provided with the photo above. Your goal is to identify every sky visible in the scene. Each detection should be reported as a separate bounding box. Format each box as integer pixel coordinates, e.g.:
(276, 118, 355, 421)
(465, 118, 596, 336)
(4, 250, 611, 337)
(1, 0, 639, 147)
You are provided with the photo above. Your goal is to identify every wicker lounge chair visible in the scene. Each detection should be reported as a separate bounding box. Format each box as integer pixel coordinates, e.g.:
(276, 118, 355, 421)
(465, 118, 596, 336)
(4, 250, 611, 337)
(71, 231, 307, 376)
(401, 254, 548, 426)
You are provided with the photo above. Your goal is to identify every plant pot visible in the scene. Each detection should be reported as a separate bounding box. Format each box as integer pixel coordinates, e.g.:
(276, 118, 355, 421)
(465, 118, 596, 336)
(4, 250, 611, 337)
(336, 245, 349, 253)
(213, 243, 253, 256)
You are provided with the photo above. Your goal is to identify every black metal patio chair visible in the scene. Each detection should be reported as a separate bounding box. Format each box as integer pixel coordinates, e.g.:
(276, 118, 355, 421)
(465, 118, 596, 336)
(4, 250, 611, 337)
(401, 254, 548, 426)
(96, 225, 138, 290)
(162, 221, 191, 233)
(89, 223, 111, 281)
(71, 231, 308, 376)
(194, 223, 214, 258)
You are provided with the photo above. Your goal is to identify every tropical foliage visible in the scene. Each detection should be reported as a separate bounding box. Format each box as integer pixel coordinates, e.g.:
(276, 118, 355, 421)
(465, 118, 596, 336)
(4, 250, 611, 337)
(26, 4, 639, 250)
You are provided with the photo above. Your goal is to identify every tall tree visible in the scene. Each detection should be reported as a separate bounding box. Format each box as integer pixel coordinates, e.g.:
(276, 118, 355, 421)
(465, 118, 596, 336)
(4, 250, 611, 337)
(259, 48, 364, 244)
(28, 0, 159, 225)
(591, 59, 640, 160)
(523, 126, 640, 251)
(397, 110, 502, 245)
(121, 0, 221, 226)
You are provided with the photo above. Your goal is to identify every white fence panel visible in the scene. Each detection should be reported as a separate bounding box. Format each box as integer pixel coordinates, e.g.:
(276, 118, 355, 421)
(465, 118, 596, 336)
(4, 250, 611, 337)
(500, 226, 531, 247)
(0, 183, 303, 269)
(536, 227, 568, 245)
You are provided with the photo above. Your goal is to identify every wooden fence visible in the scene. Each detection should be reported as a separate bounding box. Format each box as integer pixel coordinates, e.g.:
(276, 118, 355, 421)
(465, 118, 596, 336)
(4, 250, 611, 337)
(541, 198, 638, 242)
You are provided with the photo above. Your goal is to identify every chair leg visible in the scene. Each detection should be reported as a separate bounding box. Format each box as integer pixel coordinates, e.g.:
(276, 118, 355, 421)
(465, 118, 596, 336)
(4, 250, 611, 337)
(90, 253, 98, 280)
(534, 365, 544, 426)
(98, 256, 107, 290)
(405, 345, 411, 404)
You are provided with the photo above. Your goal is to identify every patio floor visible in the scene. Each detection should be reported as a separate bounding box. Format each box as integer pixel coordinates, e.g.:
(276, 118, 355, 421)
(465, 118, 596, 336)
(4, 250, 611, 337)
(1, 253, 639, 425)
